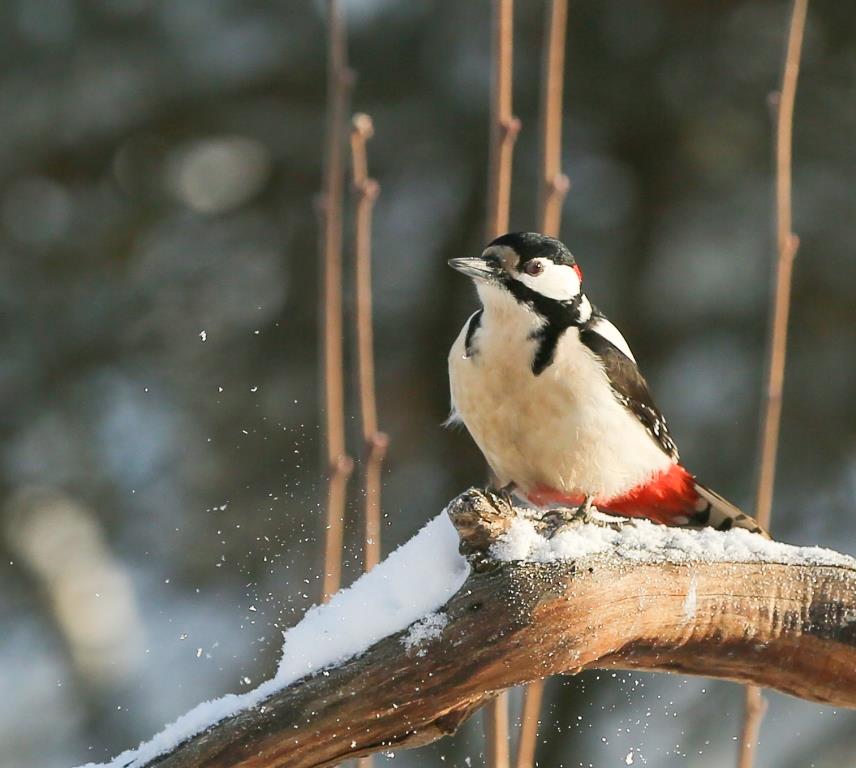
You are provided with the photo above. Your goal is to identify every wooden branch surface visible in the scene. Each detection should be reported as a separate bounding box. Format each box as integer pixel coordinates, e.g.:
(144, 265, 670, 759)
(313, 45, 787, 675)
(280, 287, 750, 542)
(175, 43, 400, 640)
(146, 491, 856, 768)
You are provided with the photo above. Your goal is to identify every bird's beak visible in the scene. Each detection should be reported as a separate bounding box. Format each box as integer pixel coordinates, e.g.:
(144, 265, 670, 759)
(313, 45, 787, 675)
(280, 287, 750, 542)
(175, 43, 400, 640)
(448, 256, 500, 281)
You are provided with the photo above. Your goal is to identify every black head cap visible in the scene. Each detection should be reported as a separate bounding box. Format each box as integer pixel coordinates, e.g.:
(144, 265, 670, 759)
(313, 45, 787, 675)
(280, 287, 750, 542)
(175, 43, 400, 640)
(487, 232, 576, 267)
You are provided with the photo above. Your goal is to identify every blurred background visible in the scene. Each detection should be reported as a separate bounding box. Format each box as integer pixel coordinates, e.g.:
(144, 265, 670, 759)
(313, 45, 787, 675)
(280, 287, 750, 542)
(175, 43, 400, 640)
(1, 1, 854, 766)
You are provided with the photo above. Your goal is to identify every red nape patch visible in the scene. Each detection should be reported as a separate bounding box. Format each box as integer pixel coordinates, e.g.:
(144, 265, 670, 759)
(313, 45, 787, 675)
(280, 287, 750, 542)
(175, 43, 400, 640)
(527, 465, 699, 527)
(600, 464, 699, 525)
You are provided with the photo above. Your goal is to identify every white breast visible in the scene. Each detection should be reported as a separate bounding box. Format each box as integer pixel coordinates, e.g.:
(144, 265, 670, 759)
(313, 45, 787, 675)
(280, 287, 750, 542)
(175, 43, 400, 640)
(448, 285, 672, 501)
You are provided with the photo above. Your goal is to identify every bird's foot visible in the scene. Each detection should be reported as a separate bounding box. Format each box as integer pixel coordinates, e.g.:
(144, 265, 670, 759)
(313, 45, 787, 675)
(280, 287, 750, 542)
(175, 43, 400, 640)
(483, 482, 517, 513)
(538, 496, 632, 537)
(545, 495, 593, 523)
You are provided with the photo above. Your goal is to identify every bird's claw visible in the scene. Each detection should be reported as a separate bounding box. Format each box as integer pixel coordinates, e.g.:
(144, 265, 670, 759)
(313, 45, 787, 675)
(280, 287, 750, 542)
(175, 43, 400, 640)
(483, 482, 516, 512)
(539, 505, 591, 537)
(537, 497, 636, 538)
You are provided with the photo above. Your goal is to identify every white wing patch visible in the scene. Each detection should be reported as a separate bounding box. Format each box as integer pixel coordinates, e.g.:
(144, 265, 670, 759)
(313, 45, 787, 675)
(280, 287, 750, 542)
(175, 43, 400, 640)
(577, 295, 593, 323)
(589, 317, 636, 362)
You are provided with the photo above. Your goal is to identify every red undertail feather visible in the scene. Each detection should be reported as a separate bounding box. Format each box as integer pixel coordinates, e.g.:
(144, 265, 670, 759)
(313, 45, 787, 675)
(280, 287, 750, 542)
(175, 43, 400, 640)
(527, 464, 767, 535)
(601, 464, 698, 525)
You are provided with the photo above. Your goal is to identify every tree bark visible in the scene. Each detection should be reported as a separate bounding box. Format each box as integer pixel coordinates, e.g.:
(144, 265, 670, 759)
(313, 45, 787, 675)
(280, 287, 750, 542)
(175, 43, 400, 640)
(144, 490, 856, 768)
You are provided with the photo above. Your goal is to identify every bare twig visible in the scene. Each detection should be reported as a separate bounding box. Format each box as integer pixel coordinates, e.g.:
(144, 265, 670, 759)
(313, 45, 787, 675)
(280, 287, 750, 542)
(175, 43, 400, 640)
(350, 116, 388, 560)
(515, 678, 545, 768)
(535, 0, 570, 239)
(350, 114, 388, 578)
(516, 2, 569, 765)
(739, 1, 808, 765)
(738, 687, 769, 768)
(484, 0, 520, 758)
(134, 492, 856, 768)
(487, 693, 511, 768)
(350, 109, 386, 768)
(753, 0, 807, 533)
(319, 0, 354, 602)
(485, 0, 521, 241)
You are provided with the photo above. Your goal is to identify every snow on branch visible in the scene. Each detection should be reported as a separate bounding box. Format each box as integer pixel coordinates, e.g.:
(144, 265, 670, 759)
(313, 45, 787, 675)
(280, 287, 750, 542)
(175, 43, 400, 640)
(81, 490, 856, 768)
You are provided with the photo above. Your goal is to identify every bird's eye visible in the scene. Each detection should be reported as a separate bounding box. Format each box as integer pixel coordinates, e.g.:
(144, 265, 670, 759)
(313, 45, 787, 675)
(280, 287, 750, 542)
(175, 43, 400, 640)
(523, 260, 544, 276)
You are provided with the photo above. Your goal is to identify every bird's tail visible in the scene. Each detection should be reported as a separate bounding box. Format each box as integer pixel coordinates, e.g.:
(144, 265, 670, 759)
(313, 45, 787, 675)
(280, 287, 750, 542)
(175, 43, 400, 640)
(690, 481, 769, 538)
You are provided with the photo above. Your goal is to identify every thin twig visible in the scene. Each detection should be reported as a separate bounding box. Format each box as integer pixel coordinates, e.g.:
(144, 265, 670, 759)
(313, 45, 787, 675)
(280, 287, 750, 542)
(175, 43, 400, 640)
(535, 0, 570, 239)
(351, 112, 386, 768)
(319, 0, 354, 602)
(484, 1, 519, 762)
(516, 3, 569, 766)
(487, 692, 511, 768)
(350, 113, 388, 574)
(515, 678, 545, 768)
(753, 0, 807, 533)
(485, 0, 521, 241)
(738, 1, 808, 766)
(738, 686, 769, 768)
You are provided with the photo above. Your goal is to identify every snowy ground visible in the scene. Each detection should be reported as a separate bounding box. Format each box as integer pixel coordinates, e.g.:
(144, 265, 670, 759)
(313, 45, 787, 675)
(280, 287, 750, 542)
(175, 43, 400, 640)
(77, 506, 854, 768)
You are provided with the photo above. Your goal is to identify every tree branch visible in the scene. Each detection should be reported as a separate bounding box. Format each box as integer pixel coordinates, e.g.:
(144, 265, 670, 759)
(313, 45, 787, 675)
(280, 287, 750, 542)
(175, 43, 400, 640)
(129, 491, 855, 768)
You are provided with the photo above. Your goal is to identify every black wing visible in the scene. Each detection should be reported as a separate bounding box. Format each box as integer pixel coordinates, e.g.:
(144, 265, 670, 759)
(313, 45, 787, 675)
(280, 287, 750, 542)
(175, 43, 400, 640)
(464, 309, 483, 358)
(579, 322, 680, 462)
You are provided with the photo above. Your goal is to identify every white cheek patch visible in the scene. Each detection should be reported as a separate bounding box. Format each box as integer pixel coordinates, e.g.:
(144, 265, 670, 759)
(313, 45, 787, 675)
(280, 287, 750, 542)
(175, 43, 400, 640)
(516, 262, 580, 301)
(589, 316, 636, 362)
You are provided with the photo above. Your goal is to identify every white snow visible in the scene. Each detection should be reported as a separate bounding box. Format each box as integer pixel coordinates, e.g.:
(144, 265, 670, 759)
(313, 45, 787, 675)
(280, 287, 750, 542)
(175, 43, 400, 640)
(76, 513, 468, 768)
(402, 612, 449, 656)
(275, 513, 467, 684)
(491, 510, 856, 568)
(76, 505, 854, 768)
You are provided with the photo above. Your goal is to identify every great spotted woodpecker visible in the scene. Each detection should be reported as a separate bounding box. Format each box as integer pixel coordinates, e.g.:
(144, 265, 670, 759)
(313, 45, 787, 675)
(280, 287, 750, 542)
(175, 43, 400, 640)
(447, 231, 766, 535)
